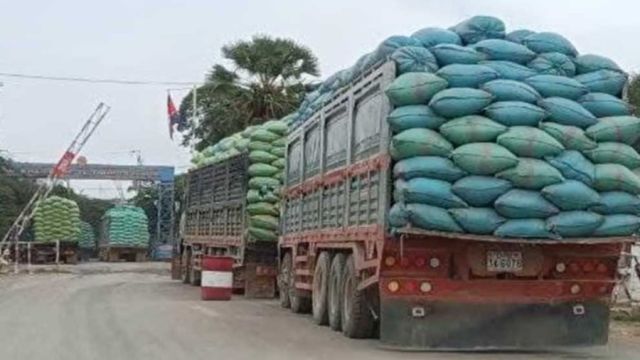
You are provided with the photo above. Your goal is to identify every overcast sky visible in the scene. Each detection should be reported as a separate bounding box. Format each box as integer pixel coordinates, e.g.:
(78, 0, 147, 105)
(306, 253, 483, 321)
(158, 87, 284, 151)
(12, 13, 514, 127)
(0, 0, 638, 198)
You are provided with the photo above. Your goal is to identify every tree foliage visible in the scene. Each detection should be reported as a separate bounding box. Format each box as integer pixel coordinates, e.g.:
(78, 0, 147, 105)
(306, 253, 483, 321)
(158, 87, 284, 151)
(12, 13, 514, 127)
(627, 73, 640, 116)
(179, 35, 319, 150)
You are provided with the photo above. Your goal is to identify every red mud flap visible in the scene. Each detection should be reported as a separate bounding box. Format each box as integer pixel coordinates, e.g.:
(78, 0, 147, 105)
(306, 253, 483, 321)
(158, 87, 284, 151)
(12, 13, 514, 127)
(379, 299, 610, 350)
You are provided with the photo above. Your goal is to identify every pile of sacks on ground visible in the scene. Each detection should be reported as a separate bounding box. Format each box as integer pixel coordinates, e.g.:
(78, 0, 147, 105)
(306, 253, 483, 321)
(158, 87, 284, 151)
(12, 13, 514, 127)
(246, 120, 287, 242)
(382, 15, 639, 239)
(79, 221, 96, 249)
(34, 196, 81, 243)
(101, 205, 149, 247)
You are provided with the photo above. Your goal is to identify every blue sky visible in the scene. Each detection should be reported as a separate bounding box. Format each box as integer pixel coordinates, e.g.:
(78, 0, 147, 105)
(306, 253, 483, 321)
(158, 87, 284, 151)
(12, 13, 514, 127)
(0, 0, 637, 197)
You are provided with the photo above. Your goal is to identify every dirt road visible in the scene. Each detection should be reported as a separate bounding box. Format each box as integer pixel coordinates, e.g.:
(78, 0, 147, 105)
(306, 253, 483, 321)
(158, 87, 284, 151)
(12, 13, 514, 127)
(0, 265, 639, 360)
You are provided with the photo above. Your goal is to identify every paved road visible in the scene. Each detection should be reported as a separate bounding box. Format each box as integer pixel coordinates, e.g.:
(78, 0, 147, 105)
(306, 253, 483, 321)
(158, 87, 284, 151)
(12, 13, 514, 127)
(0, 265, 639, 360)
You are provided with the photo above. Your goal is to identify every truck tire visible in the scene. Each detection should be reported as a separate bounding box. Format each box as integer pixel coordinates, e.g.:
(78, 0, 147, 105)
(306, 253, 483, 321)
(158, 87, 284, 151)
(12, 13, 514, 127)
(328, 253, 346, 331)
(312, 252, 331, 325)
(181, 249, 191, 284)
(341, 254, 375, 339)
(279, 252, 292, 308)
(289, 255, 311, 314)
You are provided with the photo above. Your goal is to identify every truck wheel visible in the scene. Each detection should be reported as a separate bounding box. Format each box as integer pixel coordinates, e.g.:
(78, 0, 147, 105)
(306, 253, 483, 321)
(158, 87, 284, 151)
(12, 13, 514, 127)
(181, 249, 191, 284)
(328, 253, 346, 331)
(289, 256, 311, 314)
(341, 254, 375, 338)
(279, 253, 292, 308)
(190, 261, 201, 286)
(312, 252, 331, 325)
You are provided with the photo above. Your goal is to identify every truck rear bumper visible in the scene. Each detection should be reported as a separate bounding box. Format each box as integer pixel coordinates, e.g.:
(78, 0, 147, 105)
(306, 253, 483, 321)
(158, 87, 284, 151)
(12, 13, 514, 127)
(380, 298, 610, 350)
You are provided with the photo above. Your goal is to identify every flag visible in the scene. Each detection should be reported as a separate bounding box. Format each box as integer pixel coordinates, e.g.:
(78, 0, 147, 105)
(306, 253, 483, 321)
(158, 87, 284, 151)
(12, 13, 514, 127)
(167, 94, 182, 139)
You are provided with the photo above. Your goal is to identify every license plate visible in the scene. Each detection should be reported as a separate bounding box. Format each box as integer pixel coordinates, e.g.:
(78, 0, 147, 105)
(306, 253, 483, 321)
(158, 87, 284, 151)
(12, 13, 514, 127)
(486, 251, 523, 272)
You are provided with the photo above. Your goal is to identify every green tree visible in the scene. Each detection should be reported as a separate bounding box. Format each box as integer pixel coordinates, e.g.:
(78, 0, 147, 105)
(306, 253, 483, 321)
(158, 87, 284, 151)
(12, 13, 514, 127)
(179, 35, 319, 150)
(627, 73, 640, 116)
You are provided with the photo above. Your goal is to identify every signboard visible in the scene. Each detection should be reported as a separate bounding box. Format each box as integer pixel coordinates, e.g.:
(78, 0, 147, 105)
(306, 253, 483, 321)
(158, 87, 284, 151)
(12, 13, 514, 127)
(9, 162, 175, 182)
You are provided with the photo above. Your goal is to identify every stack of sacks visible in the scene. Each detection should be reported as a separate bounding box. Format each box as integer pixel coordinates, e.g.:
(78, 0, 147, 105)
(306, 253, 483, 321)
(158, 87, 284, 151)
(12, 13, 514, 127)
(34, 196, 81, 243)
(78, 221, 96, 250)
(246, 119, 288, 242)
(102, 205, 150, 247)
(191, 128, 253, 169)
(386, 15, 639, 239)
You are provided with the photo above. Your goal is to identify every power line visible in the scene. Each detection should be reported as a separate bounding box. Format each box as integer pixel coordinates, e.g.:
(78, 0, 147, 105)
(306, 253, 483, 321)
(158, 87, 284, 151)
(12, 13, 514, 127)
(0, 71, 201, 86)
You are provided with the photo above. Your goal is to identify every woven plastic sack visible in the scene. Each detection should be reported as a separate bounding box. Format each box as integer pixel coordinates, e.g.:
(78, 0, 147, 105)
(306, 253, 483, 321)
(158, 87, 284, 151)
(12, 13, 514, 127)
(451, 16, 505, 45)
(248, 141, 272, 152)
(574, 54, 623, 75)
(390, 128, 453, 160)
(262, 120, 287, 135)
(247, 202, 279, 217)
(271, 158, 285, 169)
(436, 64, 499, 88)
(593, 215, 640, 236)
(527, 52, 576, 77)
(407, 203, 463, 232)
(387, 105, 445, 133)
(452, 176, 512, 207)
(270, 146, 285, 157)
(249, 227, 278, 242)
(248, 163, 279, 177)
(411, 27, 461, 48)
(393, 156, 466, 182)
(586, 142, 640, 169)
(430, 44, 486, 66)
(429, 88, 493, 118)
(439, 115, 506, 146)
(591, 192, 640, 215)
(523, 32, 577, 56)
(579, 93, 632, 117)
(391, 46, 439, 74)
(539, 122, 597, 151)
(497, 158, 564, 189)
(505, 29, 535, 44)
(538, 97, 597, 128)
(541, 180, 600, 211)
(395, 178, 468, 209)
(250, 128, 280, 143)
(79, 221, 95, 249)
(574, 70, 627, 96)
(249, 215, 279, 231)
(525, 75, 588, 100)
(246, 189, 264, 204)
(546, 211, 604, 237)
(451, 143, 518, 175)
(484, 101, 548, 126)
(480, 60, 537, 81)
(385, 73, 448, 106)
(376, 35, 421, 58)
(449, 207, 506, 235)
(494, 189, 560, 219)
(389, 203, 410, 228)
(473, 39, 536, 64)
(249, 177, 281, 191)
(585, 116, 640, 145)
(594, 164, 640, 194)
(480, 79, 541, 103)
(547, 150, 595, 186)
(272, 137, 286, 147)
(494, 219, 557, 239)
(497, 126, 564, 158)
(249, 150, 278, 164)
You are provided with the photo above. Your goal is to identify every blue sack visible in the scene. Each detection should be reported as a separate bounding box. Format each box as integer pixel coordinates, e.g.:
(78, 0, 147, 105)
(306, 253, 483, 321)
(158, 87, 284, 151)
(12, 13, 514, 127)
(393, 156, 467, 182)
(546, 211, 604, 237)
(411, 27, 462, 48)
(574, 54, 623, 75)
(429, 88, 494, 118)
(436, 64, 499, 88)
(449, 207, 506, 235)
(484, 101, 548, 126)
(480, 60, 538, 81)
(391, 46, 439, 74)
(494, 219, 558, 239)
(525, 75, 588, 100)
(494, 189, 560, 219)
(528, 52, 576, 77)
(538, 97, 597, 128)
(547, 150, 596, 187)
(523, 32, 578, 56)
(396, 178, 468, 209)
(407, 203, 463, 232)
(431, 44, 486, 66)
(505, 29, 536, 44)
(473, 39, 536, 64)
(376, 35, 421, 58)
(541, 180, 601, 211)
(574, 70, 628, 97)
(387, 105, 446, 133)
(591, 191, 640, 215)
(389, 202, 410, 228)
(593, 214, 640, 237)
(452, 176, 513, 207)
(451, 15, 506, 45)
(480, 79, 541, 103)
(579, 93, 632, 117)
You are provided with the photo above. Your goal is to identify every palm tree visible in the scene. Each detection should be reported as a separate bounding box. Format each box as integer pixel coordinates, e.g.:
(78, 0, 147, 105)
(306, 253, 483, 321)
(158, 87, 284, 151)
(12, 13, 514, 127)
(180, 35, 319, 150)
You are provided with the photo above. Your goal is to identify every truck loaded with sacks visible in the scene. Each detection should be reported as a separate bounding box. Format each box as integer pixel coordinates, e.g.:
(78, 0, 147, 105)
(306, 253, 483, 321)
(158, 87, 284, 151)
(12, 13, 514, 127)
(181, 120, 287, 297)
(276, 16, 636, 349)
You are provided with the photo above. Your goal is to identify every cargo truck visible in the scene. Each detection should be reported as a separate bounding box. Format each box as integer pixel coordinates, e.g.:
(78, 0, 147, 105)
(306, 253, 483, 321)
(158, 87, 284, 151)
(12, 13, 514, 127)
(180, 153, 278, 298)
(277, 61, 634, 349)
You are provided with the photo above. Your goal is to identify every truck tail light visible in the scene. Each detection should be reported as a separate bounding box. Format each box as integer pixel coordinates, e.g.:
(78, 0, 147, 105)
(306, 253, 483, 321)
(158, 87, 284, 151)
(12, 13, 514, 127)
(583, 262, 595, 273)
(570, 284, 581, 294)
(419, 281, 432, 293)
(404, 280, 417, 293)
(429, 257, 440, 268)
(414, 257, 425, 267)
(555, 262, 566, 273)
(387, 280, 400, 293)
(384, 256, 396, 268)
(596, 263, 607, 273)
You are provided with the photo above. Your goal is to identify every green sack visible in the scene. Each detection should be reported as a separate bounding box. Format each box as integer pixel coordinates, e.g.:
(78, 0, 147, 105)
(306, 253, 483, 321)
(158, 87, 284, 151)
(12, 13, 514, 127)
(586, 142, 640, 169)
(250, 128, 280, 143)
(249, 177, 281, 190)
(439, 115, 507, 146)
(249, 227, 278, 242)
(249, 150, 278, 164)
(497, 158, 564, 189)
(248, 141, 273, 152)
(387, 105, 445, 133)
(594, 164, 640, 194)
(247, 189, 263, 203)
(539, 122, 597, 151)
(272, 137, 287, 147)
(390, 128, 453, 160)
(247, 202, 279, 216)
(248, 163, 279, 177)
(262, 120, 288, 135)
(384, 73, 448, 106)
(270, 146, 285, 157)
(497, 126, 564, 158)
(271, 158, 286, 169)
(585, 116, 640, 145)
(250, 215, 279, 231)
(451, 143, 518, 175)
